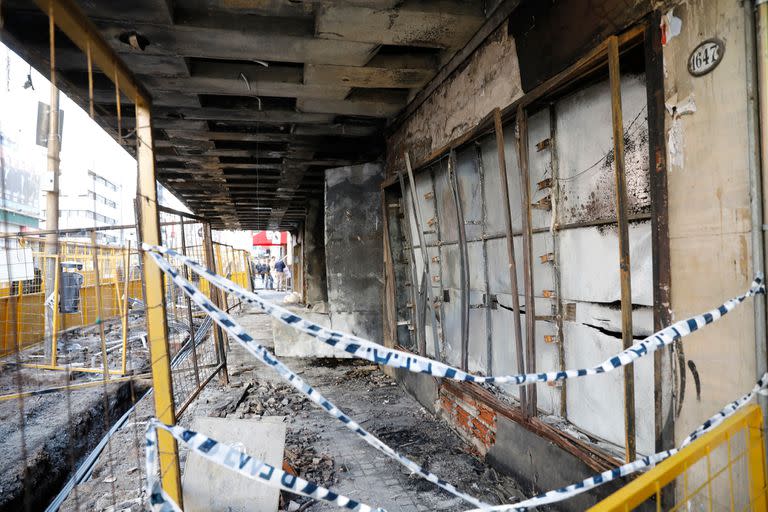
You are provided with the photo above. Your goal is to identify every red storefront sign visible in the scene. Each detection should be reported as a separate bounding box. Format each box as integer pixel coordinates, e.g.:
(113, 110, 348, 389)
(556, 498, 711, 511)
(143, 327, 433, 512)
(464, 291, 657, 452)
(252, 230, 288, 247)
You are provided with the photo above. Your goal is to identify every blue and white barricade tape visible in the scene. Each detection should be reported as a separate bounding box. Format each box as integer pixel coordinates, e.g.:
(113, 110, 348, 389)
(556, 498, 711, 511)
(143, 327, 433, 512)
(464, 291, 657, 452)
(145, 419, 385, 512)
(145, 423, 183, 512)
(143, 243, 764, 386)
(144, 249, 490, 509)
(463, 373, 768, 511)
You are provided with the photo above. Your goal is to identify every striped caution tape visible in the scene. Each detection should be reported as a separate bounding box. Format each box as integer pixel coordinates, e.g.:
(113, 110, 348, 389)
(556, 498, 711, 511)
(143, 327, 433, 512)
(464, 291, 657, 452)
(145, 420, 386, 512)
(145, 423, 183, 512)
(463, 373, 768, 511)
(143, 243, 764, 387)
(144, 249, 491, 509)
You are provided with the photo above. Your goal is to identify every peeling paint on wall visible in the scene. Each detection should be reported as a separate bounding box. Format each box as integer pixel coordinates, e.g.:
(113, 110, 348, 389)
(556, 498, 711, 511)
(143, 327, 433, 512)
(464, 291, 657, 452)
(386, 23, 523, 175)
(664, 93, 696, 170)
(660, 7, 682, 46)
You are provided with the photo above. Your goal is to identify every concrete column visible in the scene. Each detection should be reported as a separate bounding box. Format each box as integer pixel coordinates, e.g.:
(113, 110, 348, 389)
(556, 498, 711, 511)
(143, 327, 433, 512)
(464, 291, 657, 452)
(304, 197, 328, 305)
(324, 162, 384, 342)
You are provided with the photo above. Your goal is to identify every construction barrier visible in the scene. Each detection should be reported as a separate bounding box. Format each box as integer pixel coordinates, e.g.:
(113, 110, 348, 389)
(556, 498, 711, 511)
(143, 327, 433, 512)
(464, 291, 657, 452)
(158, 208, 232, 417)
(1, 234, 143, 375)
(589, 404, 768, 511)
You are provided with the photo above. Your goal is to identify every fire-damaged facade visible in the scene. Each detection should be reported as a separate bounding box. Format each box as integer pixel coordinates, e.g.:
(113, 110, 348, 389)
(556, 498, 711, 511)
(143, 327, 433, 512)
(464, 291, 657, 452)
(323, 1, 768, 507)
(1, 0, 767, 509)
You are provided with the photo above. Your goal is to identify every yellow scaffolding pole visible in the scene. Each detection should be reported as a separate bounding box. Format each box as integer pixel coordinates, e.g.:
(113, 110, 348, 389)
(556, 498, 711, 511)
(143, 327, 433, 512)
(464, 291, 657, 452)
(91, 232, 110, 381)
(136, 96, 183, 505)
(121, 242, 130, 375)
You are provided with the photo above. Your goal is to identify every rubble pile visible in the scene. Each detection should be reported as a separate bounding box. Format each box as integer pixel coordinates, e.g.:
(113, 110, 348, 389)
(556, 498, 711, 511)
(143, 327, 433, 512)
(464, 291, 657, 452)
(209, 378, 337, 510)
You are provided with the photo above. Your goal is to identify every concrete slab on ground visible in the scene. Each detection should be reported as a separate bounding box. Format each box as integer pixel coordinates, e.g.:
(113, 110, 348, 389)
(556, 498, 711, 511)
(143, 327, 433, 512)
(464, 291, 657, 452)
(272, 307, 352, 358)
(182, 416, 287, 512)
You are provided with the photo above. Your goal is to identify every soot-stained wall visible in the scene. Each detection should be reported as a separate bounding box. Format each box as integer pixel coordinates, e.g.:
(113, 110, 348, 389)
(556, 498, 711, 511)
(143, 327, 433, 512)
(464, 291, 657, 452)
(304, 197, 328, 305)
(325, 163, 384, 342)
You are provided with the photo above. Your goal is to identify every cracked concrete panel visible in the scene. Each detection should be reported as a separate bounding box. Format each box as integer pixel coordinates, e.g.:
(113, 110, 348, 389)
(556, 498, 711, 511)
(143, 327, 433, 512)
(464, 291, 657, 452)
(530, 232, 556, 298)
(563, 321, 655, 455)
(532, 313, 561, 416)
(555, 73, 650, 225)
(489, 296, 522, 401)
(486, 236, 522, 295)
(466, 241, 486, 294)
(440, 243, 461, 295)
(572, 302, 655, 338)
(558, 221, 653, 306)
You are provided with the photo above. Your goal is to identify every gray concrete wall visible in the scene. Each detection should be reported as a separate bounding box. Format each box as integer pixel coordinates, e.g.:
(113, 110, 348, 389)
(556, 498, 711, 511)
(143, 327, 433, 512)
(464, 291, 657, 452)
(486, 416, 628, 510)
(303, 197, 328, 305)
(324, 163, 384, 342)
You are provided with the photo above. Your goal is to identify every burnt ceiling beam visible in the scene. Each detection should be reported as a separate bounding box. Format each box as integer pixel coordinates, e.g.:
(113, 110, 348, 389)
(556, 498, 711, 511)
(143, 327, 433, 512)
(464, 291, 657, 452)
(0, 0, 502, 230)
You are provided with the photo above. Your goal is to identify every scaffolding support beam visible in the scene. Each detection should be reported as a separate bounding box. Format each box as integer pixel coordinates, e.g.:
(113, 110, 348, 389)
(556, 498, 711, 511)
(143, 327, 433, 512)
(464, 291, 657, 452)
(136, 96, 183, 505)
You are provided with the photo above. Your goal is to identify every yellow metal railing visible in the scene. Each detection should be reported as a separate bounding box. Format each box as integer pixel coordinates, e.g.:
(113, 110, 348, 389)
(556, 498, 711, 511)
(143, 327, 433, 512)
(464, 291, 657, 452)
(213, 242, 251, 310)
(590, 404, 768, 511)
(1, 236, 142, 375)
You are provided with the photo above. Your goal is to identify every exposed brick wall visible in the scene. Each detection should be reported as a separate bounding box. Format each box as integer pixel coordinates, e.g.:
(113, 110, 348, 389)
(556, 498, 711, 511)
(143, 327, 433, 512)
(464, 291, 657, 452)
(438, 385, 497, 455)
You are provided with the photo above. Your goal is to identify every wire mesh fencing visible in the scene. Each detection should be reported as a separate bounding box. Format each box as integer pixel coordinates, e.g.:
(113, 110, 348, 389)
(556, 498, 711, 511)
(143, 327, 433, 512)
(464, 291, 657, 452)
(158, 208, 229, 417)
(0, 226, 153, 512)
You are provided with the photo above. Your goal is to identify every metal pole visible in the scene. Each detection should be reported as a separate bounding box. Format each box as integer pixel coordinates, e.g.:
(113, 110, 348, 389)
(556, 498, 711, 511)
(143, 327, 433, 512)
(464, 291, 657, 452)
(120, 241, 130, 374)
(747, 0, 768, 452)
(203, 223, 229, 384)
(493, 109, 528, 413)
(44, 20, 61, 361)
(516, 106, 538, 417)
(90, 230, 110, 380)
(179, 216, 200, 388)
(135, 95, 183, 505)
(404, 152, 440, 356)
(397, 172, 425, 354)
(608, 35, 636, 462)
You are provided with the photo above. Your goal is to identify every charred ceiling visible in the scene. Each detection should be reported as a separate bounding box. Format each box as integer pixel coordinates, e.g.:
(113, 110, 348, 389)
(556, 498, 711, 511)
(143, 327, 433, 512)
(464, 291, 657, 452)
(0, 0, 500, 231)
